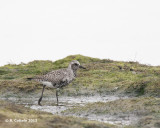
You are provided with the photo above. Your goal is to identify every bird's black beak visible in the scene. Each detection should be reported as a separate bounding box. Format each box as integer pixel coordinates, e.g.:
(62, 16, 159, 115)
(79, 65, 86, 69)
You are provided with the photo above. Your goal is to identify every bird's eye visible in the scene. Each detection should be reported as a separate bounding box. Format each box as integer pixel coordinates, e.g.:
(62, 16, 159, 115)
(75, 63, 78, 66)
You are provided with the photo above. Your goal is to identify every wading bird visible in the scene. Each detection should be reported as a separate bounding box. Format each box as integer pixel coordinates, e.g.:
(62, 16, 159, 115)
(28, 60, 86, 106)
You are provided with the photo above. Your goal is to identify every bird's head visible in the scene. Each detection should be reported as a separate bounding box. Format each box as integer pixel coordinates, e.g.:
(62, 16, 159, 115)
(69, 60, 86, 71)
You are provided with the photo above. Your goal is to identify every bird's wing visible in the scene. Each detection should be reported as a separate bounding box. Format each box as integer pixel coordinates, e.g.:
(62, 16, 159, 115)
(35, 69, 67, 84)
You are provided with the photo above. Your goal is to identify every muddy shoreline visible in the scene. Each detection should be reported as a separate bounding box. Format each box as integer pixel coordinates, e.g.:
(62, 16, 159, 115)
(1, 94, 136, 126)
(0, 55, 160, 128)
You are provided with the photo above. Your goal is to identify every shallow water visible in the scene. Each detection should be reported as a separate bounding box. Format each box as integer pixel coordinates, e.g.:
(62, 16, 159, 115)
(1, 95, 137, 126)
(29, 95, 124, 114)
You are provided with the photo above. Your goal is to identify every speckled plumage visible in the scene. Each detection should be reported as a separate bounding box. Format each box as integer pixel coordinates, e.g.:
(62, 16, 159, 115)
(33, 61, 80, 88)
(29, 60, 85, 106)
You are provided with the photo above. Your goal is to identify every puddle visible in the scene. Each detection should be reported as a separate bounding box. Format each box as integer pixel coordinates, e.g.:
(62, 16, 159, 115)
(1, 95, 136, 126)
(29, 95, 126, 114)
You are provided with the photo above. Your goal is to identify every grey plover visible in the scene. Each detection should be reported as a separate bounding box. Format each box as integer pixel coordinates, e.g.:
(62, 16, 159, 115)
(28, 60, 86, 106)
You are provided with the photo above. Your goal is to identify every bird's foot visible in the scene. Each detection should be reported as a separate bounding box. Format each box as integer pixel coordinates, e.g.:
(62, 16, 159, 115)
(38, 102, 42, 106)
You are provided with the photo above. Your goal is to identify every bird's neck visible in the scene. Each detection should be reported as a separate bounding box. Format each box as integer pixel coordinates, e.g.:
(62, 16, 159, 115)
(68, 65, 77, 77)
(72, 69, 77, 77)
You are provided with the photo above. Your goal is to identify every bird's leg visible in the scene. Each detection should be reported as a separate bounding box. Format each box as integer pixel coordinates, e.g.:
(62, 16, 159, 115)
(56, 88, 59, 106)
(38, 85, 46, 106)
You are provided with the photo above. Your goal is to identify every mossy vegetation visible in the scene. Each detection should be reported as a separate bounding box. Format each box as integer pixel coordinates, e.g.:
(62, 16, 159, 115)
(0, 54, 160, 128)
(0, 100, 115, 128)
(0, 54, 160, 96)
(62, 97, 160, 128)
(63, 97, 160, 115)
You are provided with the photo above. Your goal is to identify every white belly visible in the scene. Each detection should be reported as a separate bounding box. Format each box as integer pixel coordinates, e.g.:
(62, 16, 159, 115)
(42, 81, 54, 88)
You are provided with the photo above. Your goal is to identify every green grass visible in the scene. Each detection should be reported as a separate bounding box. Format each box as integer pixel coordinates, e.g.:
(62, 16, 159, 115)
(62, 97, 160, 128)
(0, 54, 160, 96)
(0, 100, 115, 128)
(62, 97, 160, 115)
(0, 55, 160, 128)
